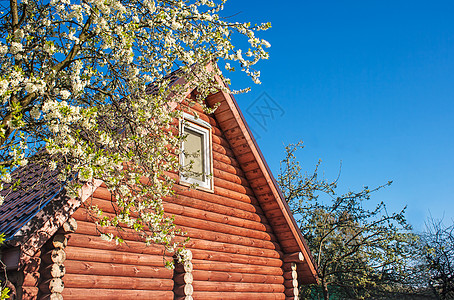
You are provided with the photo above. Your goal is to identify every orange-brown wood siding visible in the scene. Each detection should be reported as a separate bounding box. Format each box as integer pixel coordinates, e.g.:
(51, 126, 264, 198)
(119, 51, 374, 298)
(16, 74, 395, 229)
(21, 250, 40, 300)
(62, 103, 286, 299)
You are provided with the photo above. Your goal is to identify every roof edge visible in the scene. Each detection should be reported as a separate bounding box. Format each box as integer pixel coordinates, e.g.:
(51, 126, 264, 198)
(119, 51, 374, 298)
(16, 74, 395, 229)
(18, 179, 103, 265)
(208, 64, 318, 283)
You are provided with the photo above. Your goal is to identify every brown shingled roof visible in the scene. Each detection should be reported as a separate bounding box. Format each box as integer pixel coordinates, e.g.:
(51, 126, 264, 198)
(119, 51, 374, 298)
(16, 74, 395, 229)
(0, 162, 63, 242)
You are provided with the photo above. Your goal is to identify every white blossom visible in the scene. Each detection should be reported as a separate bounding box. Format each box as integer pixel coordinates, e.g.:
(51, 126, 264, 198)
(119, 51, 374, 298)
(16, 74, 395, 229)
(261, 39, 271, 48)
(14, 29, 24, 39)
(44, 42, 56, 54)
(0, 80, 8, 96)
(0, 44, 7, 56)
(18, 159, 28, 166)
(60, 90, 71, 99)
(57, 173, 67, 182)
(49, 160, 57, 171)
(2, 173, 11, 183)
(30, 106, 41, 119)
(10, 42, 23, 54)
(100, 233, 114, 242)
(25, 82, 37, 94)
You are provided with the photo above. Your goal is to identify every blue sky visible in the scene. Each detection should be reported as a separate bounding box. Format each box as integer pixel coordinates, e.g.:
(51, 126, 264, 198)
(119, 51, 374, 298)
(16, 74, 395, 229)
(223, 0, 454, 231)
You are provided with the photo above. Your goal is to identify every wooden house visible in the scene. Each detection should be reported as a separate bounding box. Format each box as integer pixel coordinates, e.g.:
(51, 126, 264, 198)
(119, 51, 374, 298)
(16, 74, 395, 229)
(0, 67, 318, 299)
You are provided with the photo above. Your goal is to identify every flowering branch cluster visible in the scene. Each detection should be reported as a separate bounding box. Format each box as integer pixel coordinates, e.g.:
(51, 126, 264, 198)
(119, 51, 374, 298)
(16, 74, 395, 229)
(0, 0, 270, 263)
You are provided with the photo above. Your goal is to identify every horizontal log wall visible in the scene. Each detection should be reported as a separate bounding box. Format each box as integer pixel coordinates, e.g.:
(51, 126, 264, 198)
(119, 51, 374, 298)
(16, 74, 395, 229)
(206, 93, 310, 256)
(65, 204, 174, 299)
(21, 251, 41, 300)
(62, 102, 285, 298)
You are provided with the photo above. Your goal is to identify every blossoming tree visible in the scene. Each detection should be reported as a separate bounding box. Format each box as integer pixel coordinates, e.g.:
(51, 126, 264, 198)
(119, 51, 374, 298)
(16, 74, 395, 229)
(0, 0, 270, 261)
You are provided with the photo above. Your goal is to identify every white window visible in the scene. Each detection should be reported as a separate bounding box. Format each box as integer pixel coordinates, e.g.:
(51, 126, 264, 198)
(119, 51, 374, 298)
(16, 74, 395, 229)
(180, 113, 213, 191)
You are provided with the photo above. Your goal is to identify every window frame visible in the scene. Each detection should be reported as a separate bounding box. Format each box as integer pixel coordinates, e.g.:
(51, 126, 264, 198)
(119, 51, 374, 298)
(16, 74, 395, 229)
(179, 112, 213, 192)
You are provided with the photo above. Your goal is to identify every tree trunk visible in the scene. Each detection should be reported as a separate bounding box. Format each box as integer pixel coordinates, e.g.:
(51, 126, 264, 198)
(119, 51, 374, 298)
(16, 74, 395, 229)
(322, 279, 329, 300)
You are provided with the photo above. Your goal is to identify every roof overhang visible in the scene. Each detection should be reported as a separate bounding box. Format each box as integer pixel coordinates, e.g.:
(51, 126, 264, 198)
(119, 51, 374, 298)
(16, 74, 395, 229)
(2, 179, 103, 269)
(202, 63, 318, 283)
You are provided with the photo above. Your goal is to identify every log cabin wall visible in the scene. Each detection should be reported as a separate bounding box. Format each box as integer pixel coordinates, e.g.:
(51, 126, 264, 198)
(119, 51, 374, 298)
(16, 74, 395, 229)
(8, 250, 41, 300)
(173, 101, 286, 299)
(59, 99, 288, 299)
(63, 200, 174, 300)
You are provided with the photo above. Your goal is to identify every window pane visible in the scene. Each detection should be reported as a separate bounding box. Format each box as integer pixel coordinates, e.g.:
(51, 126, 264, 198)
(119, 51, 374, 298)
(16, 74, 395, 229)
(184, 127, 205, 181)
